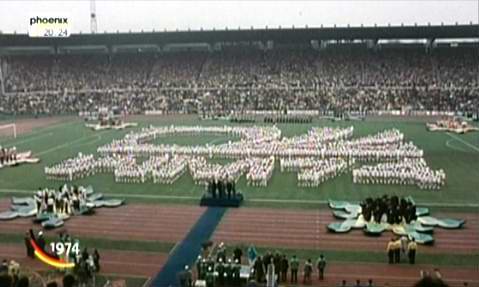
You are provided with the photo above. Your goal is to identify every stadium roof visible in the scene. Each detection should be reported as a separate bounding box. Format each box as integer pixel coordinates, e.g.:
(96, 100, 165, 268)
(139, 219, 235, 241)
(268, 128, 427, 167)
(0, 24, 477, 53)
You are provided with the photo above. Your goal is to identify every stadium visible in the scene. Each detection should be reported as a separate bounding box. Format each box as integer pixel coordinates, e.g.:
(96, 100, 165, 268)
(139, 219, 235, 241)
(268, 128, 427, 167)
(0, 1, 478, 287)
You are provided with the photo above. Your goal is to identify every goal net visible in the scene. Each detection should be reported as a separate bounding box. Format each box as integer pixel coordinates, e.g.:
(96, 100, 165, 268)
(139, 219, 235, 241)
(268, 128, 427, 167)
(0, 123, 17, 140)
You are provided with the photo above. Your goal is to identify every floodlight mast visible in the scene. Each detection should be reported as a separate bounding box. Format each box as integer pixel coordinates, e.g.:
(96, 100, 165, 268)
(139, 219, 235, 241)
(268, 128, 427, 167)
(90, 0, 98, 34)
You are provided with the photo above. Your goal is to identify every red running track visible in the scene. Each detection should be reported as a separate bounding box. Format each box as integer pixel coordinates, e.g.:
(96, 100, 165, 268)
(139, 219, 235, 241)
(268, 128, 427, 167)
(268, 262, 479, 287)
(213, 208, 479, 254)
(0, 200, 205, 242)
(1, 200, 478, 285)
(213, 208, 479, 286)
(0, 201, 205, 279)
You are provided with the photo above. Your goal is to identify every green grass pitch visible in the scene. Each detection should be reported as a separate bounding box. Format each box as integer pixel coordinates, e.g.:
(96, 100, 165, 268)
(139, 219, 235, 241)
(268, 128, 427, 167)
(0, 115, 478, 209)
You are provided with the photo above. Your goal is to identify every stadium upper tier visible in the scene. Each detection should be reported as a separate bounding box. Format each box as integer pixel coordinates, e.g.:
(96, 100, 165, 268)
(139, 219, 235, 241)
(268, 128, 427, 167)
(0, 46, 478, 114)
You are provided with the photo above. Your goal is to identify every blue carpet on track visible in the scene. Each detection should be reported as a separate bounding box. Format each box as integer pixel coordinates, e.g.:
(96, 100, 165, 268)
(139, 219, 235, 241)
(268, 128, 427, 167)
(150, 207, 227, 287)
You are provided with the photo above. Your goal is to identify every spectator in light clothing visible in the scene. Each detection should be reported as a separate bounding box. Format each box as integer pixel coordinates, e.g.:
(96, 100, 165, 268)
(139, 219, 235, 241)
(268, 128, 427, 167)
(400, 235, 409, 256)
(266, 258, 276, 287)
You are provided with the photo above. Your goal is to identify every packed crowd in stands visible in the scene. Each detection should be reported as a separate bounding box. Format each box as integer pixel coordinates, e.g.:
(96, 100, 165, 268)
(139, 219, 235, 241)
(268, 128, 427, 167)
(1, 46, 477, 115)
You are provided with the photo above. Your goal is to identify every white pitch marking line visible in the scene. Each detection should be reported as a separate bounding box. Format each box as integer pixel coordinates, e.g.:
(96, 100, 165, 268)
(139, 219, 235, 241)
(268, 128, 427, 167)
(446, 132, 479, 153)
(3, 132, 54, 147)
(36, 131, 110, 156)
(445, 138, 467, 152)
(0, 120, 78, 145)
(74, 134, 103, 148)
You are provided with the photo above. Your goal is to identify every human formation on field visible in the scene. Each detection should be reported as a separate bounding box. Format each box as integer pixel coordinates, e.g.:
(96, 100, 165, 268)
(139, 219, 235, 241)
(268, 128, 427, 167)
(327, 196, 465, 244)
(85, 120, 138, 131)
(0, 146, 40, 169)
(0, 184, 124, 228)
(83, 107, 138, 131)
(45, 125, 446, 190)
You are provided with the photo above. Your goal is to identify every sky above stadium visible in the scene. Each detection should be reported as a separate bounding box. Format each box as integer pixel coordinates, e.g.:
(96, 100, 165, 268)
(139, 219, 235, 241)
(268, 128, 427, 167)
(0, 0, 477, 34)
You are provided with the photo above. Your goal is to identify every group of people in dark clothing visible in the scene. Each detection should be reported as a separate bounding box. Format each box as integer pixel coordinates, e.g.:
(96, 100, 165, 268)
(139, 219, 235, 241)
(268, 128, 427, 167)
(253, 252, 292, 285)
(360, 195, 417, 224)
(194, 245, 243, 287)
(251, 252, 326, 286)
(73, 247, 101, 285)
(0, 258, 24, 287)
(207, 179, 237, 200)
(190, 243, 329, 287)
(0, 146, 17, 165)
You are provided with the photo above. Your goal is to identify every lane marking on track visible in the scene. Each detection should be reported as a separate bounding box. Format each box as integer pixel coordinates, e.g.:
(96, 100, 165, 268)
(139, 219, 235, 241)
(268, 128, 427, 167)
(0, 188, 477, 208)
(446, 132, 479, 153)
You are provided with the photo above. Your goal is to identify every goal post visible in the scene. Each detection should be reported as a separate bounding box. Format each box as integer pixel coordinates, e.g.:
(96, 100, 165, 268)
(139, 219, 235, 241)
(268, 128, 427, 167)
(0, 123, 16, 140)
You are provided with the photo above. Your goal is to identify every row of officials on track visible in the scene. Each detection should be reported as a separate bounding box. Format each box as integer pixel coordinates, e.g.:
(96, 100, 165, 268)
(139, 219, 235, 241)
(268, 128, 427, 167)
(179, 246, 328, 287)
(179, 240, 418, 287)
